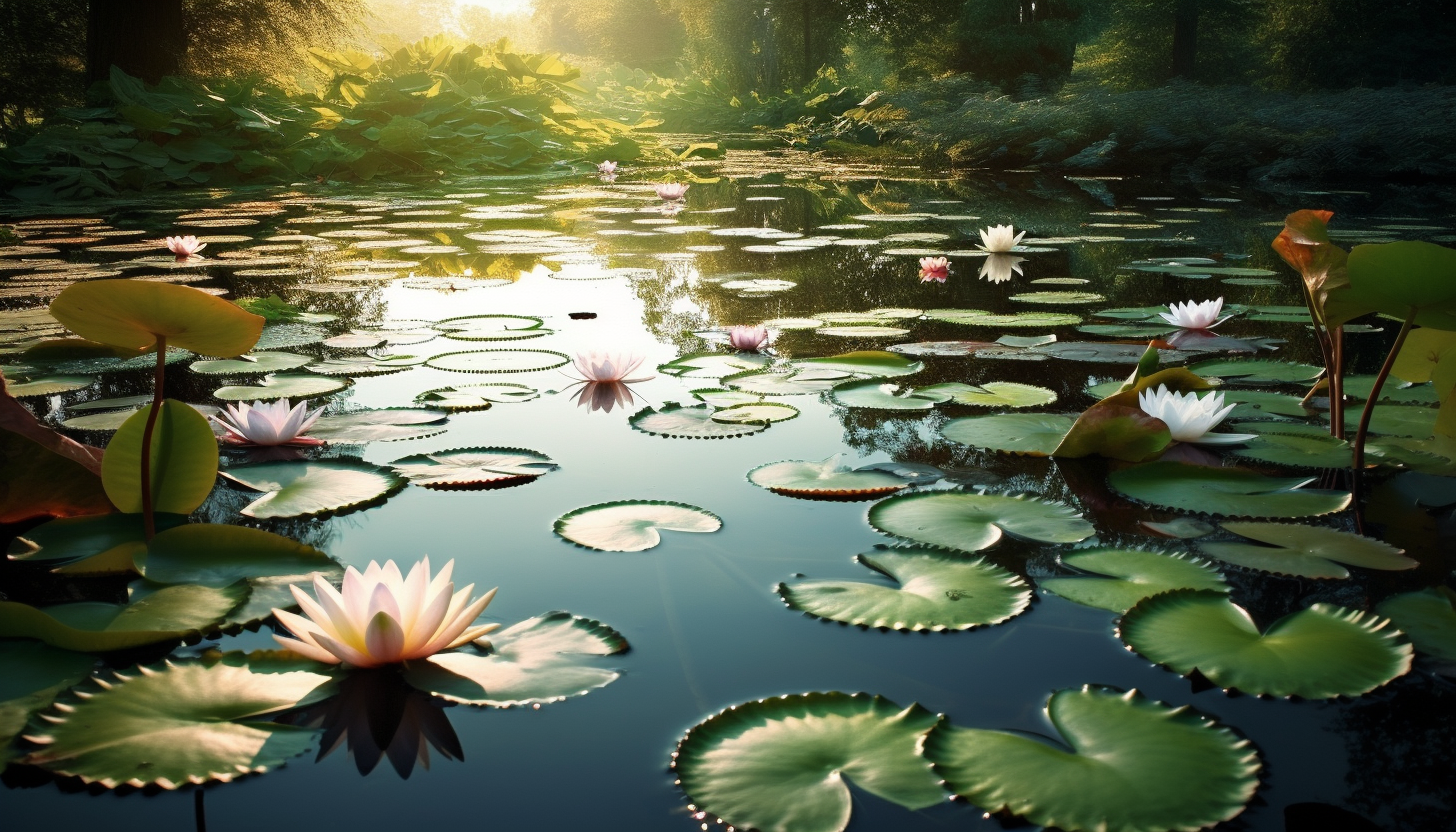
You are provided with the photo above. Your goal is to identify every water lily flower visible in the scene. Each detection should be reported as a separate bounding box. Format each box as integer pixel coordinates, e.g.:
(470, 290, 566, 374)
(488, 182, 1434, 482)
(656, 182, 689, 201)
(919, 257, 950, 282)
(273, 558, 499, 668)
(1137, 385, 1257, 445)
(567, 351, 654, 383)
(979, 253, 1026, 284)
(728, 324, 770, 351)
(214, 399, 324, 446)
(165, 235, 206, 261)
(977, 224, 1025, 253)
(597, 160, 618, 175)
(1159, 297, 1232, 330)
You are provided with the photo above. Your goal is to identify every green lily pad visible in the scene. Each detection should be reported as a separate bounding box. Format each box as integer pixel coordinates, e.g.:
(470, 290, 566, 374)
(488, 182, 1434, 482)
(1196, 522, 1415, 578)
(1343, 375, 1440, 404)
(0, 640, 94, 758)
(630, 402, 768, 439)
(1333, 404, 1439, 438)
(307, 408, 449, 443)
(923, 686, 1261, 832)
(830, 379, 945, 411)
(213, 373, 348, 401)
(747, 457, 913, 499)
(926, 309, 1082, 327)
(304, 356, 418, 377)
(390, 447, 558, 489)
(1108, 462, 1353, 518)
(816, 325, 911, 338)
(1078, 323, 1178, 338)
(1119, 590, 1412, 698)
(1229, 432, 1354, 468)
(554, 500, 721, 552)
(433, 314, 546, 340)
(920, 381, 1058, 408)
(221, 460, 403, 519)
(869, 491, 1094, 553)
(659, 352, 770, 378)
(400, 612, 627, 707)
(66, 395, 154, 412)
(1010, 291, 1106, 304)
(0, 583, 247, 652)
(1188, 358, 1324, 384)
(6, 375, 94, 397)
(778, 547, 1031, 631)
(189, 352, 310, 375)
(50, 280, 263, 357)
(101, 400, 219, 516)
(724, 368, 850, 395)
(792, 350, 924, 378)
(7, 513, 187, 565)
(1222, 390, 1313, 420)
(691, 388, 762, 408)
(18, 652, 335, 788)
(414, 382, 539, 411)
(1376, 587, 1456, 663)
(426, 349, 570, 374)
(672, 692, 944, 832)
(942, 413, 1075, 455)
(253, 324, 329, 350)
(711, 402, 800, 424)
(1040, 548, 1228, 613)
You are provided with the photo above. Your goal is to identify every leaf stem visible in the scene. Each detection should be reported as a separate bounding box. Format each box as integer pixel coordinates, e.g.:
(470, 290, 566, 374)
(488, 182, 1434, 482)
(1331, 327, 1345, 440)
(1352, 312, 1415, 471)
(140, 334, 166, 541)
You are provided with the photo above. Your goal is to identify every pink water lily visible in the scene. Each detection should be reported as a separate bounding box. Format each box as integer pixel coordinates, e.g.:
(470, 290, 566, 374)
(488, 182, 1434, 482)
(728, 324, 770, 351)
(165, 235, 206, 261)
(273, 558, 498, 668)
(977, 224, 1025, 253)
(1160, 297, 1231, 330)
(656, 182, 690, 201)
(214, 399, 324, 446)
(597, 160, 618, 174)
(567, 351, 654, 383)
(919, 256, 950, 282)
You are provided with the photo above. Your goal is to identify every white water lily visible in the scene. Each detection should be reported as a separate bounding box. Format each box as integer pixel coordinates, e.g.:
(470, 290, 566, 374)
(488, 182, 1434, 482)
(274, 558, 498, 668)
(597, 160, 618, 175)
(214, 399, 324, 446)
(656, 182, 689, 201)
(1160, 297, 1231, 329)
(977, 224, 1025, 253)
(1137, 385, 1257, 445)
(165, 235, 206, 260)
(567, 351, 654, 383)
(979, 253, 1026, 284)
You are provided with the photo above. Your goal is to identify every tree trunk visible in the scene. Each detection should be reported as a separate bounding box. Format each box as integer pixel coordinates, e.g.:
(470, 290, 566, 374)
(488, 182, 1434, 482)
(86, 0, 186, 87)
(1170, 0, 1199, 79)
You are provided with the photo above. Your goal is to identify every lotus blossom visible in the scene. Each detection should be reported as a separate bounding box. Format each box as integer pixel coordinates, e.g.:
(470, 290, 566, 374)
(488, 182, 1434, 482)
(273, 558, 499, 668)
(165, 235, 206, 261)
(977, 224, 1025, 253)
(214, 399, 324, 446)
(728, 324, 770, 351)
(919, 257, 950, 282)
(567, 351, 654, 383)
(1137, 385, 1257, 445)
(597, 160, 618, 175)
(979, 253, 1026, 284)
(1159, 297, 1231, 330)
(656, 182, 690, 201)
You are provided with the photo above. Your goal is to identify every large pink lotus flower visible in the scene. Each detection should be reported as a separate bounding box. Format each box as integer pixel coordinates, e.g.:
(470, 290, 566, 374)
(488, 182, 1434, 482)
(567, 351, 654, 383)
(214, 399, 324, 446)
(273, 558, 499, 668)
(1160, 297, 1231, 330)
(728, 324, 770, 351)
(165, 235, 206, 261)
(656, 182, 690, 201)
(597, 160, 618, 175)
(919, 257, 950, 282)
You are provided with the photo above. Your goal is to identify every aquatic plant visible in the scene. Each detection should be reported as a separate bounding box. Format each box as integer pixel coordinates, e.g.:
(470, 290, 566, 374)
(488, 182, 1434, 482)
(1160, 297, 1229, 330)
(567, 351, 653, 383)
(1136, 386, 1254, 445)
(164, 235, 205, 261)
(918, 256, 949, 282)
(214, 399, 324, 446)
(727, 324, 770, 351)
(977, 223, 1024, 253)
(656, 182, 690, 201)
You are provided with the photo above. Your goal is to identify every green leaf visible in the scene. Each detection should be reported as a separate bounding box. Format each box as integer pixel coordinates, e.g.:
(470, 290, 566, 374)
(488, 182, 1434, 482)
(1376, 587, 1456, 663)
(1196, 522, 1415, 578)
(630, 402, 768, 439)
(724, 368, 850, 395)
(658, 352, 771, 378)
(1188, 358, 1324, 384)
(918, 381, 1058, 408)
(1108, 462, 1352, 518)
(747, 457, 911, 499)
(554, 500, 721, 552)
(926, 308, 1082, 327)
(1040, 548, 1228, 613)
(792, 351, 923, 377)
(1119, 590, 1412, 698)
(923, 686, 1261, 832)
(308, 408, 449, 443)
(869, 491, 1094, 553)
(18, 652, 335, 788)
(711, 402, 800, 423)
(6, 513, 186, 566)
(778, 547, 1031, 631)
(434, 314, 546, 340)
(214, 373, 349, 401)
(400, 612, 627, 706)
(390, 447, 557, 489)
(426, 349, 570, 373)
(414, 382, 539, 411)
(139, 523, 338, 588)
(829, 379, 944, 411)
(221, 460, 403, 519)
(189, 352, 311, 375)
(6, 375, 94, 397)
(0, 583, 247, 652)
(50, 280, 263, 356)
(101, 400, 219, 515)
(1052, 405, 1172, 462)
(942, 413, 1074, 455)
(673, 692, 945, 832)
(1010, 291, 1105, 304)
(1229, 432, 1354, 468)
(0, 641, 95, 758)
(1345, 241, 1456, 329)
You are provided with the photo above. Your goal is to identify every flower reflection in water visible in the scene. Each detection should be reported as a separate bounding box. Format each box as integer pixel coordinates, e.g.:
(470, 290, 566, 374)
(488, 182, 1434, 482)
(570, 380, 642, 413)
(979, 253, 1026, 283)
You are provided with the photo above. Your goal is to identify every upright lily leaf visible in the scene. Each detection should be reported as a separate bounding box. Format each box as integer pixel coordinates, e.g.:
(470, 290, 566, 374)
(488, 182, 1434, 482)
(924, 686, 1261, 832)
(19, 652, 335, 788)
(942, 413, 1075, 455)
(1343, 241, 1456, 329)
(0, 583, 247, 652)
(1119, 590, 1412, 698)
(630, 402, 767, 439)
(308, 408, 449, 443)
(400, 612, 627, 706)
(1376, 587, 1456, 663)
(391, 447, 558, 489)
(554, 500, 721, 552)
(1040, 548, 1228, 613)
(869, 491, 1094, 553)
(101, 400, 219, 515)
(1197, 522, 1415, 579)
(672, 692, 945, 832)
(0, 430, 113, 524)
(1108, 462, 1352, 518)
(747, 457, 912, 499)
(1271, 209, 1360, 326)
(50, 280, 263, 356)
(221, 460, 403, 519)
(778, 547, 1031, 631)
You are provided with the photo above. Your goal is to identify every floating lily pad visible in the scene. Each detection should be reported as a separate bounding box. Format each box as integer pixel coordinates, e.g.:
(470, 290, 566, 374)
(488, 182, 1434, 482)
(1196, 522, 1415, 578)
(1376, 588, 1456, 663)
(189, 352, 311, 375)
(252, 324, 329, 350)
(18, 652, 335, 788)
(1041, 548, 1228, 613)
(391, 447, 557, 489)
(761, 317, 823, 329)
(748, 457, 913, 499)
(1033, 342, 1192, 364)
(554, 500, 721, 552)
(942, 413, 1074, 455)
(7, 513, 186, 566)
(101, 401, 219, 516)
(221, 460, 403, 519)
(1119, 590, 1412, 698)
(307, 408, 448, 443)
(1109, 462, 1352, 518)
(658, 352, 771, 378)
(711, 402, 800, 424)
(0, 641, 95, 755)
(672, 692, 944, 832)
(1221, 390, 1313, 420)
(778, 547, 1031, 631)
(926, 309, 1082, 327)
(830, 379, 946, 411)
(923, 686, 1261, 832)
(414, 382, 539, 411)
(691, 388, 763, 408)
(400, 612, 627, 707)
(817, 325, 911, 338)
(426, 349, 570, 374)
(869, 491, 1094, 553)
(1333, 404, 1439, 438)
(921, 381, 1058, 408)
(304, 356, 419, 377)
(1230, 432, 1353, 468)
(887, 340, 1001, 356)
(1189, 358, 1324, 384)
(432, 314, 546, 341)
(724, 368, 849, 395)
(630, 402, 769, 439)
(213, 373, 348, 401)
(1011, 291, 1106, 305)
(0, 583, 247, 652)
(792, 351, 924, 378)
(6, 375, 93, 396)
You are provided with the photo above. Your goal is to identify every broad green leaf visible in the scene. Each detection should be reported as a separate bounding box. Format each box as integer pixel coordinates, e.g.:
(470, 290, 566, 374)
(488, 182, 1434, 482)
(869, 492, 1094, 553)
(918, 381, 1057, 408)
(711, 402, 799, 423)
(1041, 548, 1228, 613)
(1010, 291, 1105, 304)
(1120, 590, 1412, 698)
(189, 352, 310, 375)
(414, 382, 538, 411)
(0, 583, 246, 652)
(7, 513, 186, 566)
(778, 547, 1031, 631)
(1222, 390, 1313, 420)
(673, 692, 944, 832)
(747, 457, 911, 498)
(6, 375, 94, 397)
(1344, 241, 1456, 329)
(792, 350, 923, 378)
(829, 379, 944, 411)
(390, 447, 557, 489)
(214, 373, 348, 401)
(1188, 358, 1324, 384)
(139, 523, 338, 588)
(1196, 522, 1415, 578)
(724, 368, 849, 395)
(1052, 405, 1171, 462)
(816, 325, 910, 337)
(221, 460, 403, 519)
(554, 500, 720, 552)
(50, 280, 263, 356)
(0, 641, 95, 758)
(658, 352, 769, 378)
(426, 349, 570, 373)
(942, 413, 1075, 455)
(1376, 587, 1456, 663)
(1392, 328, 1456, 384)
(925, 686, 1260, 832)
(926, 308, 1082, 327)
(1230, 432, 1354, 468)
(308, 408, 448, 443)
(101, 400, 219, 515)
(1108, 462, 1352, 518)
(630, 402, 768, 439)
(1333, 404, 1438, 438)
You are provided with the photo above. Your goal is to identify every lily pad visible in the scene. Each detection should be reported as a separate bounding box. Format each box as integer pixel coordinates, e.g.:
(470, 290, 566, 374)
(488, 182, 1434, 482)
(304, 356, 419, 377)
(6, 375, 94, 396)
(213, 373, 348, 401)
(253, 324, 329, 350)
(1119, 590, 1412, 698)
(792, 351, 924, 378)
(920, 381, 1058, 408)
(1011, 291, 1106, 305)
(0, 583, 247, 652)
(1229, 433, 1354, 468)
(923, 686, 1261, 832)
(189, 352, 311, 375)
(1108, 462, 1353, 518)
(658, 352, 771, 378)
(0, 641, 95, 755)
(942, 413, 1075, 455)
(724, 368, 850, 395)
(710, 402, 800, 424)
(630, 402, 768, 439)
(778, 547, 1031, 631)
(1376, 587, 1456, 663)
(691, 389, 763, 408)
(1189, 358, 1324, 384)
(1221, 390, 1313, 420)
(426, 349, 570, 374)
(672, 692, 944, 832)
(101, 400, 219, 515)
(869, 491, 1094, 553)
(221, 460, 403, 519)
(414, 382, 539, 411)
(1196, 522, 1415, 578)
(50, 280, 263, 356)
(748, 457, 913, 499)
(7, 513, 187, 566)
(390, 447, 557, 489)
(830, 380, 946, 411)
(926, 308, 1082, 327)
(433, 314, 545, 341)
(1040, 548, 1228, 613)
(307, 408, 449, 443)
(816, 326, 910, 338)
(554, 500, 721, 552)
(399, 612, 627, 706)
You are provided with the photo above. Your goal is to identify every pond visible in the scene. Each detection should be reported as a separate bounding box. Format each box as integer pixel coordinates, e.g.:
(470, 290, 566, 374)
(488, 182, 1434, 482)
(2, 151, 1454, 832)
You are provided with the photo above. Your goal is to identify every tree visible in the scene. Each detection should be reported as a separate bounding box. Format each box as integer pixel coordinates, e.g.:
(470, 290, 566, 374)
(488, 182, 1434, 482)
(86, 0, 186, 86)
(0, 1, 87, 139)
(953, 0, 1096, 94)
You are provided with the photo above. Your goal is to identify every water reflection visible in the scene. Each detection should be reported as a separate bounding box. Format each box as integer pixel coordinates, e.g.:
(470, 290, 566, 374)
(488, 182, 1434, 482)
(979, 253, 1025, 283)
(569, 380, 643, 413)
